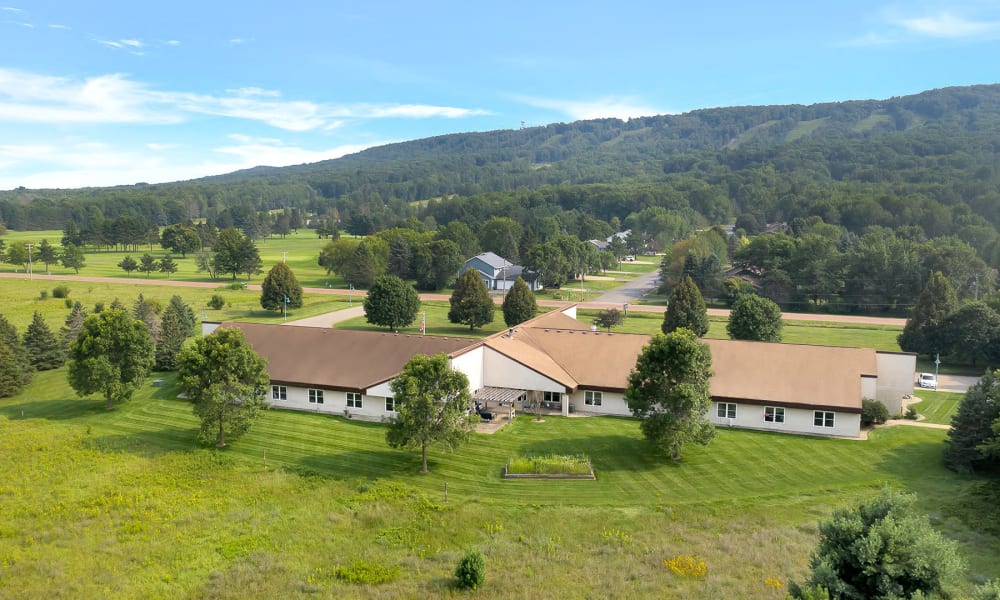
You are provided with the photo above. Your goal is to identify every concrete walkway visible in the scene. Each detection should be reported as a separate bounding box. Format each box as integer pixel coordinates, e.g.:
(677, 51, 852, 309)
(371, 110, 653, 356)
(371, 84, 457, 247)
(284, 305, 364, 327)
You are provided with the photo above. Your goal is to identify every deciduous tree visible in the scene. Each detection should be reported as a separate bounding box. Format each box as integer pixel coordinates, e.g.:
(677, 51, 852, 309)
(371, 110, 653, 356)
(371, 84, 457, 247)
(23, 311, 64, 370)
(67, 308, 155, 409)
(624, 329, 714, 460)
(364, 275, 420, 330)
(177, 327, 269, 447)
(726, 294, 783, 341)
(448, 269, 495, 330)
(663, 275, 709, 336)
(386, 353, 477, 473)
(502, 276, 537, 327)
(260, 262, 304, 312)
(593, 308, 624, 331)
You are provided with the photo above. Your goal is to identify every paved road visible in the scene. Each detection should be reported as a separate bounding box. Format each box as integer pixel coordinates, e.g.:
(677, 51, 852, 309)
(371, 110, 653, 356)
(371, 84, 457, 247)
(593, 268, 661, 305)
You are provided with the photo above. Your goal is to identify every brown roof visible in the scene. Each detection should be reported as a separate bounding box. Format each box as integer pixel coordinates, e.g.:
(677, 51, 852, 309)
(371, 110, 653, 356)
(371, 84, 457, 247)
(221, 322, 477, 392)
(492, 320, 874, 411)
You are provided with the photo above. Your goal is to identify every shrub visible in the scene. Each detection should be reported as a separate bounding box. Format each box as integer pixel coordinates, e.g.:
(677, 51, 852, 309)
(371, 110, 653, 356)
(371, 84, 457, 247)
(229, 281, 247, 290)
(65, 298, 73, 309)
(663, 555, 707, 578)
(208, 294, 225, 310)
(39, 290, 48, 300)
(905, 406, 919, 420)
(52, 285, 70, 298)
(333, 560, 400, 585)
(860, 398, 889, 426)
(455, 549, 486, 590)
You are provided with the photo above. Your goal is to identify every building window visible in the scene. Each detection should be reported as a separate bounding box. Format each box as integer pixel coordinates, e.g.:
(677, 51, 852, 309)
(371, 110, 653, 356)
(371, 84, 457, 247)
(271, 385, 286, 401)
(308, 389, 324, 404)
(717, 402, 736, 419)
(347, 392, 363, 409)
(764, 406, 785, 423)
(584, 391, 603, 406)
(814, 411, 835, 428)
(542, 391, 560, 403)
(385, 397, 396, 412)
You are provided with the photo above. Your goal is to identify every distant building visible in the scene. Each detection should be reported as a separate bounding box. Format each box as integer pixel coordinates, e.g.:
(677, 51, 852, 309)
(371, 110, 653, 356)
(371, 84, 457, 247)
(460, 252, 542, 292)
(587, 239, 609, 252)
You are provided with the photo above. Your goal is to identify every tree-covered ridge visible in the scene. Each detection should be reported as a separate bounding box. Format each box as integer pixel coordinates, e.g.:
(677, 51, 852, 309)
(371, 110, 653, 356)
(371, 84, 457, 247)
(4, 84, 1000, 233)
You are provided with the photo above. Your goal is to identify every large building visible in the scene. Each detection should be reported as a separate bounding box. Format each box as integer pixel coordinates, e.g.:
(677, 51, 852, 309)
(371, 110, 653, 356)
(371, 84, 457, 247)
(204, 307, 915, 439)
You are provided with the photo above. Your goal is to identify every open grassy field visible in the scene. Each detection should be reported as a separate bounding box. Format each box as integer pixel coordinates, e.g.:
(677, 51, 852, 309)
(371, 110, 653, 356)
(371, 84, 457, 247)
(0, 279, 351, 332)
(1, 229, 341, 289)
(577, 309, 903, 351)
(1, 369, 998, 598)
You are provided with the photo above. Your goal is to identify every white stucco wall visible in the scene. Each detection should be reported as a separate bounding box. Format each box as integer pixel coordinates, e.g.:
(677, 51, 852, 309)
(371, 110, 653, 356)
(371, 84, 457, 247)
(561, 305, 577, 319)
(201, 321, 221, 336)
(861, 376, 877, 404)
(270, 385, 395, 422)
(568, 390, 630, 416)
(709, 401, 861, 438)
(451, 346, 485, 393)
(876, 352, 917, 415)
(482, 348, 565, 393)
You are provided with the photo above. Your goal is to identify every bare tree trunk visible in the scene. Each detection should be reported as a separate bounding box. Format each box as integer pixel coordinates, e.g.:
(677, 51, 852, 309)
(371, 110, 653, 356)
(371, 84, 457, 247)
(421, 444, 428, 474)
(217, 418, 226, 447)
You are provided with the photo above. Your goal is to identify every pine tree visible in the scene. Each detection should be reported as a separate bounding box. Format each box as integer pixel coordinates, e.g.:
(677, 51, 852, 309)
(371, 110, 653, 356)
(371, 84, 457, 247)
(663, 274, 709, 336)
(155, 308, 186, 371)
(0, 339, 27, 397)
(260, 262, 304, 312)
(502, 276, 538, 327)
(61, 301, 88, 352)
(898, 271, 957, 357)
(23, 311, 65, 370)
(132, 294, 161, 343)
(0, 314, 33, 392)
(347, 242, 378, 289)
(448, 269, 495, 330)
(166, 295, 196, 337)
(943, 370, 1000, 473)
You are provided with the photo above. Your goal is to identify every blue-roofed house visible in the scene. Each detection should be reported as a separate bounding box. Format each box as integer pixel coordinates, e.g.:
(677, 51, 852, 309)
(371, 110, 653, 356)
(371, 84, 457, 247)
(460, 252, 542, 291)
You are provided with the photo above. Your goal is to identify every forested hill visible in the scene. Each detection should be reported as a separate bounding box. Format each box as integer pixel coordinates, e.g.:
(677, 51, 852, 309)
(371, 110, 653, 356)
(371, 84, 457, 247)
(4, 83, 1000, 234)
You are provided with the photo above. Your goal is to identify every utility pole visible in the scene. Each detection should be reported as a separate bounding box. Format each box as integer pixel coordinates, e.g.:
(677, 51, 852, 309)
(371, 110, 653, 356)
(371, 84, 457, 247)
(25, 243, 33, 280)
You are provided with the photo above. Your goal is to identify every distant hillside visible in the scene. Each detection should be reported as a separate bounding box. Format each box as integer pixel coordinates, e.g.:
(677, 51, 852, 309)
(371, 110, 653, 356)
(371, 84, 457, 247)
(4, 84, 1000, 232)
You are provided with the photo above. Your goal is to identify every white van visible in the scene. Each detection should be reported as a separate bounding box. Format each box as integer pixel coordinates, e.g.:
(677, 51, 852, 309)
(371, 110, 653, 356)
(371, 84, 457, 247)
(917, 373, 937, 389)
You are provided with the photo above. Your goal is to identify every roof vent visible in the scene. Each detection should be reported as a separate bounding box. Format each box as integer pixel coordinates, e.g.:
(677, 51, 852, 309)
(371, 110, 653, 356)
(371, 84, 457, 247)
(508, 328, 514, 339)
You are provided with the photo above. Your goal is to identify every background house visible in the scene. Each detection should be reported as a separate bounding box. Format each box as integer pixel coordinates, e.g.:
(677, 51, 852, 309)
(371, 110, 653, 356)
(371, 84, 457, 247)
(460, 251, 542, 291)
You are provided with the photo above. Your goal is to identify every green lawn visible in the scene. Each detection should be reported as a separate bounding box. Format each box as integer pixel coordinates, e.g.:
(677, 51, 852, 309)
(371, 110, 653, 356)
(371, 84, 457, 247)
(0, 279, 350, 332)
(908, 390, 961, 425)
(334, 300, 555, 338)
(1, 228, 339, 288)
(1, 369, 997, 598)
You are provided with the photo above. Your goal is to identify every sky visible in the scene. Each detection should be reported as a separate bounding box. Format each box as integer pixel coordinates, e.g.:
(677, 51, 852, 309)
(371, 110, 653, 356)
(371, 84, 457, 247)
(1, 1, 999, 190)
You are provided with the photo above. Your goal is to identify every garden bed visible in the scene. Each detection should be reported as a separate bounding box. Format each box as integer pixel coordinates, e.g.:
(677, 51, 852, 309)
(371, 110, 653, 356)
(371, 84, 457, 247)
(503, 454, 595, 480)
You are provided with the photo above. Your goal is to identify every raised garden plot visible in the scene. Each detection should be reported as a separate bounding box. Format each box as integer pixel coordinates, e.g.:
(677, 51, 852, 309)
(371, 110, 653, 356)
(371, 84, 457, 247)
(503, 454, 595, 480)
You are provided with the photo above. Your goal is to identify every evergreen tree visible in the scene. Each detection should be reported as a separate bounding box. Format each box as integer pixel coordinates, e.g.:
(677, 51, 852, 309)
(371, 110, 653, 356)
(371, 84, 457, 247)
(502, 276, 538, 327)
(898, 271, 958, 356)
(37, 239, 58, 274)
(139, 253, 159, 278)
(387, 235, 411, 279)
(118, 255, 138, 277)
(260, 262, 304, 312)
(726, 294, 783, 341)
(347, 242, 378, 289)
(663, 274, 709, 336)
(132, 294, 161, 343)
(0, 314, 32, 394)
(23, 311, 65, 370)
(165, 295, 196, 337)
(158, 255, 178, 278)
(0, 339, 27, 397)
(363, 275, 420, 330)
(61, 301, 88, 352)
(155, 297, 196, 371)
(59, 243, 85, 273)
(943, 370, 1000, 472)
(448, 269, 495, 330)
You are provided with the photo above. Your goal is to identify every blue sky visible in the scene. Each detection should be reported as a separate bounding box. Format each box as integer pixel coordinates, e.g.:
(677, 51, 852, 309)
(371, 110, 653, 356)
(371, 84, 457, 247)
(1, 1, 999, 190)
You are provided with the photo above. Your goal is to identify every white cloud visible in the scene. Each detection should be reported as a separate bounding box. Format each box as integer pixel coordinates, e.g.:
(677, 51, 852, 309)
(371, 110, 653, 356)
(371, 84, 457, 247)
(120, 38, 142, 47)
(229, 37, 247, 45)
(212, 139, 378, 167)
(146, 143, 180, 151)
(512, 94, 664, 120)
(165, 39, 180, 46)
(0, 68, 491, 131)
(899, 11, 1000, 38)
(48, 23, 69, 30)
(0, 6, 24, 13)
